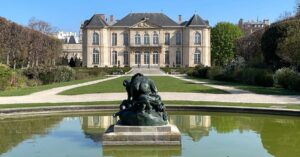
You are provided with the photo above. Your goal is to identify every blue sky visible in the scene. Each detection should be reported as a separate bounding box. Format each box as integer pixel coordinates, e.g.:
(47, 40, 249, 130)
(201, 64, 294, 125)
(0, 0, 296, 32)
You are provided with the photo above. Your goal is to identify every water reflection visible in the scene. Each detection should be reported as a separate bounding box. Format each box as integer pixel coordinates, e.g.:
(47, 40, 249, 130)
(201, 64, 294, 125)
(0, 116, 62, 154)
(80, 116, 114, 143)
(0, 112, 299, 157)
(169, 114, 211, 141)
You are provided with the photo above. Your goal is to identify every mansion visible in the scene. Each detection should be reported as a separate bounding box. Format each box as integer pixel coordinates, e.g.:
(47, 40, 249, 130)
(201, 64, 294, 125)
(81, 13, 211, 67)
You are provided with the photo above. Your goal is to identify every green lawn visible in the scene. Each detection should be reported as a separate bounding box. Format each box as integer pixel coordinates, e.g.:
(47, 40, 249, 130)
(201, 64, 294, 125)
(0, 76, 106, 97)
(188, 77, 300, 95)
(59, 76, 228, 95)
(0, 100, 299, 110)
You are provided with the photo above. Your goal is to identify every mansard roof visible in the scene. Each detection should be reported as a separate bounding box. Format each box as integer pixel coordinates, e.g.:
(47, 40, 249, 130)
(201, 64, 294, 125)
(113, 13, 180, 27)
(185, 14, 209, 27)
(82, 14, 108, 29)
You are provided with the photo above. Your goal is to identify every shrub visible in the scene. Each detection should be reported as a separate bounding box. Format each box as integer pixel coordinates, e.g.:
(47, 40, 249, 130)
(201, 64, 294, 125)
(207, 66, 224, 80)
(274, 68, 298, 89)
(254, 70, 274, 87)
(194, 66, 210, 78)
(23, 66, 76, 84)
(0, 64, 12, 91)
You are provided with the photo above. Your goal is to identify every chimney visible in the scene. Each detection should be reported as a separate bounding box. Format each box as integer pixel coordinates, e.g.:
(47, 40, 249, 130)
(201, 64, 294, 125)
(178, 15, 182, 24)
(110, 15, 114, 22)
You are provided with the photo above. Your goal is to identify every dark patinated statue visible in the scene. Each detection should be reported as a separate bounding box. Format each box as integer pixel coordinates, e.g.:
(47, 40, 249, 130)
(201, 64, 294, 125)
(114, 73, 168, 126)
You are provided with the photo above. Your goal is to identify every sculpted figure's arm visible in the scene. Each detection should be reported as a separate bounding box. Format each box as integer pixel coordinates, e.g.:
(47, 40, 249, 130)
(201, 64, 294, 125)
(149, 80, 158, 94)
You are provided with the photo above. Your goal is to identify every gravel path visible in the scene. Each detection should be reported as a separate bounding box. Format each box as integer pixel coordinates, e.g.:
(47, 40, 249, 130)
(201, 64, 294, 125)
(0, 75, 300, 105)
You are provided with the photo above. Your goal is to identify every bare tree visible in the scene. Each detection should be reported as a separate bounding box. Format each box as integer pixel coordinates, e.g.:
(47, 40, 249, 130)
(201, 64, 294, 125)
(28, 17, 53, 35)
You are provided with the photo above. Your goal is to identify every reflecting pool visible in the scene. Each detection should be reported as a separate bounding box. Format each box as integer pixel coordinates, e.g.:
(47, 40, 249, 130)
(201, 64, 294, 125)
(0, 111, 299, 157)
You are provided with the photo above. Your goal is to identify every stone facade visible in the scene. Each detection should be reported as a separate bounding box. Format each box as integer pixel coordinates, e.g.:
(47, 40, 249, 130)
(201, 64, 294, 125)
(81, 13, 211, 68)
(62, 44, 82, 60)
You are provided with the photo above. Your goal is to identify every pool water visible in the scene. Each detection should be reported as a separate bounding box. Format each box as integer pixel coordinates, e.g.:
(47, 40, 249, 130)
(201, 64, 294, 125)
(0, 111, 299, 157)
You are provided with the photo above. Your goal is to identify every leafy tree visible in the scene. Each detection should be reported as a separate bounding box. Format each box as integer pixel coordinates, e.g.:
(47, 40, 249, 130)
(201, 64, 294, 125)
(261, 16, 300, 69)
(211, 22, 243, 66)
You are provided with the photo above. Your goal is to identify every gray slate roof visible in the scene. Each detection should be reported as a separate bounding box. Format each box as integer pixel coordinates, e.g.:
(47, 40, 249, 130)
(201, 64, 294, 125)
(113, 13, 180, 27)
(185, 14, 209, 27)
(83, 14, 107, 28)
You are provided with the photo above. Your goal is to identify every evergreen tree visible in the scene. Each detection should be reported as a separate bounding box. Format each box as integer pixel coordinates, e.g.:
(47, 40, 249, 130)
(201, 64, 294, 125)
(69, 57, 75, 67)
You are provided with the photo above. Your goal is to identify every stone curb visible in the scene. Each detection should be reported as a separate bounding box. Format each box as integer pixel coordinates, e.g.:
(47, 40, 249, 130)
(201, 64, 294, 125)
(0, 104, 300, 118)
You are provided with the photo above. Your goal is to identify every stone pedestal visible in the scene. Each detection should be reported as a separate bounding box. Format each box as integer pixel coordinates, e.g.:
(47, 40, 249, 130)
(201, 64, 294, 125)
(103, 124, 181, 146)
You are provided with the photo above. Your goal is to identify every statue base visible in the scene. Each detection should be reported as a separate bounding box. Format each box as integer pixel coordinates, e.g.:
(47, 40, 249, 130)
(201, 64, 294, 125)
(103, 124, 181, 146)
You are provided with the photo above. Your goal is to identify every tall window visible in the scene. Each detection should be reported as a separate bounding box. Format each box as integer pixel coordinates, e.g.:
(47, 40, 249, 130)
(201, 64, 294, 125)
(135, 33, 141, 45)
(92, 49, 100, 64)
(112, 51, 117, 65)
(195, 32, 201, 45)
(123, 32, 129, 45)
(176, 32, 181, 45)
(194, 50, 201, 64)
(153, 51, 159, 64)
(165, 33, 170, 45)
(144, 51, 150, 64)
(165, 51, 169, 65)
(135, 51, 141, 64)
(153, 32, 159, 45)
(124, 51, 129, 65)
(144, 33, 150, 45)
(176, 51, 182, 65)
(112, 33, 117, 46)
(93, 32, 99, 45)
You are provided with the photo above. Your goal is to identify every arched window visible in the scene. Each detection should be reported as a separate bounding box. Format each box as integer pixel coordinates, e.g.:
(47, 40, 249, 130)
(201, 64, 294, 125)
(92, 49, 100, 64)
(93, 32, 99, 45)
(144, 51, 150, 64)
(135, 33, 141, 45)
(112, 33, 117, 46)
(176, 32, 181, 45)
(153, 32, 159, 45)
(195, 32, 201, 45)
(112, 51, 117, 65)
(153, 51, 159, 64)
(124, 51, 129, 65)
(194, 50, 201, 64)
(144, 33, 150, 45)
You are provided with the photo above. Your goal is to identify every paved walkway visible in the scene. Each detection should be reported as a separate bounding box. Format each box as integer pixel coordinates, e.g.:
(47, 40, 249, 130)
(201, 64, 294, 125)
(0, 75, 300, 105)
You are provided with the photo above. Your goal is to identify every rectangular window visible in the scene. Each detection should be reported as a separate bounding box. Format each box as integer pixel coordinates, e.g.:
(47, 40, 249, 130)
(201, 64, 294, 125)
(144, 52, 150, 64)
(165, 33, 170, 45)
(165, 51, 169, 65)
(176, 51, 181, 65)
(124, 51, 128, 65)
(112, 51, 117, 65)
(135, 52, 141, 64)
(112, 33, 117, 46)
(123, 33, 128, 45)
(176, 32, 181, 45)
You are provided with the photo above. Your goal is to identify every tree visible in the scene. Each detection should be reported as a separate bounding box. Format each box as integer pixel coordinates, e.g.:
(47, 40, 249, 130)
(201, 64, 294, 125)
(211, 22, 243, 66)
(28, 17, 55, 35)
(297, 0, 300, 16)
(261, 17, 300, 69)
(235, 28, 266, 66)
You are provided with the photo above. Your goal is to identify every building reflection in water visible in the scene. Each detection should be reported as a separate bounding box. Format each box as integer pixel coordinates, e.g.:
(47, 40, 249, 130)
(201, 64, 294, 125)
(169, 114, 211, 142)
(80, 116, 114, 143)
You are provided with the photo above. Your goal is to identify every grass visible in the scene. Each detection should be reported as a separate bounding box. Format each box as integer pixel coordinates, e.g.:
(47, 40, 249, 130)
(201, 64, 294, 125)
(59, 76, 228, 95)
(0, 76, 107, 97)
(188, 77, 300, 95)
(0, 100, 299, 110)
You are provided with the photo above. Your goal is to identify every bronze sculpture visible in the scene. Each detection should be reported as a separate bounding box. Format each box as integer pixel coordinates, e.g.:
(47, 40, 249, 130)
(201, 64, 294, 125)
(114, 73, 168, 126)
